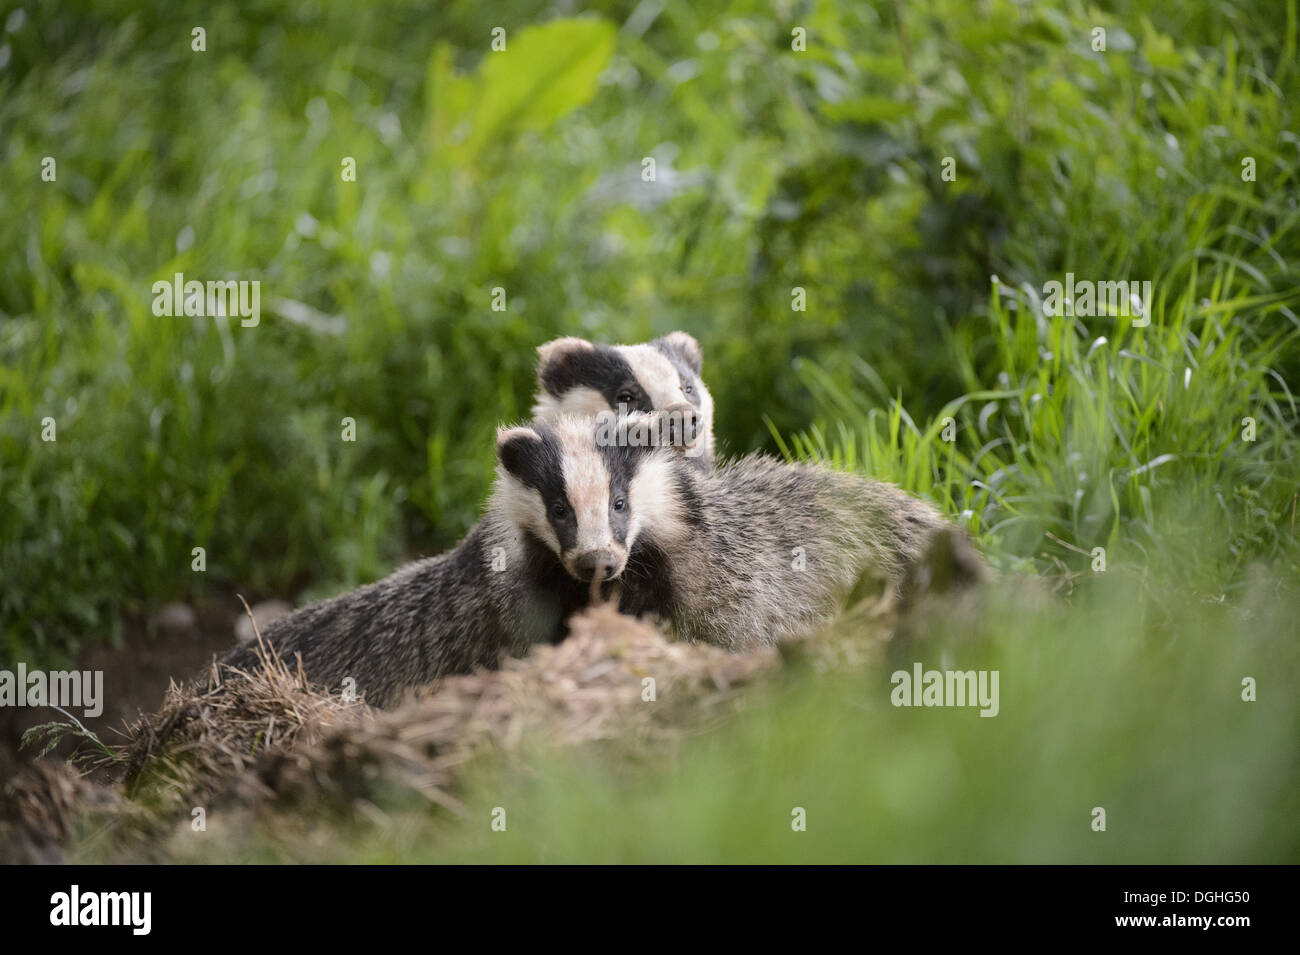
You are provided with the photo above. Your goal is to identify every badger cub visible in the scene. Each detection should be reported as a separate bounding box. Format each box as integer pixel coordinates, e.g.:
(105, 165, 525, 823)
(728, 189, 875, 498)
(501, 409, 985, 650)
(213, 335, 711, 708)
(214, 414, 691, 707)
(531, 331, 716, 468)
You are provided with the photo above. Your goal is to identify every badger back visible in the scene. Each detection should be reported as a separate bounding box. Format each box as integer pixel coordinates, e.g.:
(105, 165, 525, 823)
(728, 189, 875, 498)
(627, 455, 983, 649)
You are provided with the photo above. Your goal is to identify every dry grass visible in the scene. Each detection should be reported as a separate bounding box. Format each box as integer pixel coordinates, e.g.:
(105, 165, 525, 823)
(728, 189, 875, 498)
(237, 604, 782, 816)
(1, 598, 838, 862)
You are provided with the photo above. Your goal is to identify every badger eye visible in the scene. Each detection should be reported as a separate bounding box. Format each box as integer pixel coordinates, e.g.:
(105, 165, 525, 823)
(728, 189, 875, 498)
(551, 501, 569, 519)
(617, 392, 635, 406)
(683, 384, 694, 394)
(613, 498, 625, 512)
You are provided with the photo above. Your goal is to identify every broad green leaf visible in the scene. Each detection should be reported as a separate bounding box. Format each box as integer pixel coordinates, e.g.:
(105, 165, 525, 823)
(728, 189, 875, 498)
(430, 18, 617, 166)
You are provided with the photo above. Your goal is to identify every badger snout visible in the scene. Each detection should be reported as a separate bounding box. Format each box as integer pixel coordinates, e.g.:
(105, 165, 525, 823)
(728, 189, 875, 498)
(662, 402, 702, 447)
(571, 548, 623, 582)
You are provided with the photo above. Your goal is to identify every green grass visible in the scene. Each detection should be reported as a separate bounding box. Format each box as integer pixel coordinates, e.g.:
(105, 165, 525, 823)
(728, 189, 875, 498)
(4, 0, 1295, 864)
(426, 580, 1300, 864)
(6, 0, 1296, 663)
(147, 567, 1297, 864)
(781, 274, 1300, 588)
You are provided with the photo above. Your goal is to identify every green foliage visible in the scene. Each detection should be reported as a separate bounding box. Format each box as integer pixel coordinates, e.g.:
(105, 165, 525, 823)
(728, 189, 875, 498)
(21, 713, 112, 761)
(431, 19, 617, 166)
(411, 580, 1299, 864)
(2, 0, 1297, 667)
(782, 276, 1300, 587)
(4, 0, 1296, 865)
(145, 570, 1300, 864)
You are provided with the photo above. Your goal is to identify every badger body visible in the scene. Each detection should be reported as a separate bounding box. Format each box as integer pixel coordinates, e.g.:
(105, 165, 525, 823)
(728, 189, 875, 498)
(215, 413, 669, 707)
(216, 334, 713, 706)
(216, 405, 980, 705)
(531, 331, 716, 468)
(617, 453, 974, 649)
(216, 513, 596, 708)
(501, 412, 985, 651)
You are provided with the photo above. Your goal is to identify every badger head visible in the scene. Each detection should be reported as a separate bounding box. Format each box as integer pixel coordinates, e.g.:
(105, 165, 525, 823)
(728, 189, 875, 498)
(531, 332, 715, 465)
(494, 409, 700, 583)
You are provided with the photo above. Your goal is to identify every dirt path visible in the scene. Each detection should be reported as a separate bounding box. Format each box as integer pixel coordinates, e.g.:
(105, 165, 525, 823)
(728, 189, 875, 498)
(0, 595, 250, 782)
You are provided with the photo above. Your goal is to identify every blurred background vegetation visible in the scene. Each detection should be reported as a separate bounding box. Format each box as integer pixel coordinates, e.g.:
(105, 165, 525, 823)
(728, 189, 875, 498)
(2, 0, 1297, 672)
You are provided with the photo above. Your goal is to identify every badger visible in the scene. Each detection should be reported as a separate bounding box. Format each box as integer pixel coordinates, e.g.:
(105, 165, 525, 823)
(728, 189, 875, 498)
(501, 409, 986, 650)
(211, 412, 692, 708)
(214, 404, 979, 705)
(531, 331, 716, 468)
(212, 332, 713, 706)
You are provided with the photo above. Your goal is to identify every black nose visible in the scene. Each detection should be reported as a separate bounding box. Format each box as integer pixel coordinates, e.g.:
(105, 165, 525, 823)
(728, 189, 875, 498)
(574, 549, 618, 582)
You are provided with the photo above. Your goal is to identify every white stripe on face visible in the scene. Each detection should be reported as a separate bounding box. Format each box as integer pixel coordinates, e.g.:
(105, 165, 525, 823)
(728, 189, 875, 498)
(626, 453, 685, 551)
(694, 379, 715, 460)
(620, 344, 714, 461)
(557, 421, 613, 555)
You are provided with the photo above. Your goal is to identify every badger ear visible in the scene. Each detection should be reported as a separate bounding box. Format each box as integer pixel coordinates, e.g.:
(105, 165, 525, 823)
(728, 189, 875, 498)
(654, 331, 702, 376)
(496, 425, 543, 478)
(535, 336, 595, 388)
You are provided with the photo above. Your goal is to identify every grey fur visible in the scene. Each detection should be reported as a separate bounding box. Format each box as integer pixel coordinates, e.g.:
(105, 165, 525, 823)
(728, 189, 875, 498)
(616, 417, 987, 650)
(214, 505, 595, 709)
(210, 334, 717, 709)
(211, 395, 982, 706)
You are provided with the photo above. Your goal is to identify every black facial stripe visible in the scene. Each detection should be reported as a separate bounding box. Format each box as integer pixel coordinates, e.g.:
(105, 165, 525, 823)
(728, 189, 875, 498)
(500, 425, 577, 551)
(596, 433, 642, 545)
(549, 503, 578, 550)
(608, 475, 630, 544)
(676, 367, 702, 408)
(541, 345, 650, 411)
